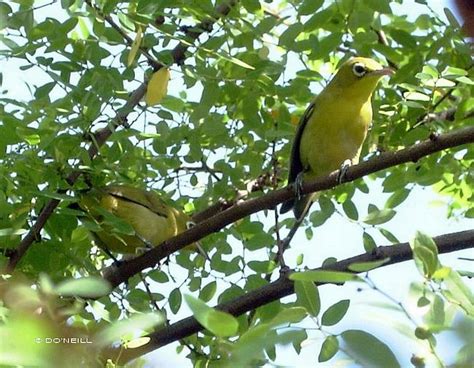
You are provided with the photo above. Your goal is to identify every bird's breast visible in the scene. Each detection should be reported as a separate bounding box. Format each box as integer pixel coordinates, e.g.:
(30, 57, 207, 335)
(300, 96, 372, 178)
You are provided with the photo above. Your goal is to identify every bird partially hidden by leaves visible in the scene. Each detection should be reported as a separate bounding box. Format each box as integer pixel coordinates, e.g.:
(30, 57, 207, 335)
(280, 57, 394, 219)
(78, 185, 207, 258)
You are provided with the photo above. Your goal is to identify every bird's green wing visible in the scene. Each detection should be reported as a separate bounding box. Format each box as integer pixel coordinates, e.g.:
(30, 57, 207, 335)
(280, 101, 316, 215)
(287, 101, 316, 184)
(105, 186, 169, 219)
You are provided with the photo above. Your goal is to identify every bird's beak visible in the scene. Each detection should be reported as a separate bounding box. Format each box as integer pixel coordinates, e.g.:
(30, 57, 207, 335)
(370, 67, 395, 77)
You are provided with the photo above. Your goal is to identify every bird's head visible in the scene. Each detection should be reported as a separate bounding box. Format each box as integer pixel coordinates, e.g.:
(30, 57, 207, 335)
(330, 57, 394, 99)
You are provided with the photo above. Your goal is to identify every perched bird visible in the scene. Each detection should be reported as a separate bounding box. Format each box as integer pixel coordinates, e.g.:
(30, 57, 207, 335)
(79, 185, 205, 256)
(280, 57, 393, 219)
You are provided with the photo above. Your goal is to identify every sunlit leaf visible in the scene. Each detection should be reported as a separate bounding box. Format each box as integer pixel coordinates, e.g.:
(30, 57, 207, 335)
(290, 270, 361, 283)
(146, 68, 170, 106)
(348, 258, 390, 272)
(55, 277, 111, 298)
(363, 208, 396, 225)
(127, 26, 143, 66)
(184, 294, 238, 337)
(95, 313, 164, 347)
(318, 335, 339, 362)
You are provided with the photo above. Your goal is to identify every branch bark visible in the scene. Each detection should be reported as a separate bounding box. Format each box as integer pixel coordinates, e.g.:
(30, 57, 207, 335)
(105, 229, 474, 364)
(5, 0, 239, 272)
(102, 126, 474, 288)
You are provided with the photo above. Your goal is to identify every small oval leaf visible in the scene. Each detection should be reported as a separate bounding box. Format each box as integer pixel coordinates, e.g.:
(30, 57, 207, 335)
(321, 299, 350, 326)
(318, 335, 339, 362)
(127, 26, 142, 66)
(294, 281, 320, 317)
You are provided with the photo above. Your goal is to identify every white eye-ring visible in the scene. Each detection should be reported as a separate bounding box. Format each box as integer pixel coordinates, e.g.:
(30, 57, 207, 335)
(186, 221, 196, 229)
(352, 63, 367, 77)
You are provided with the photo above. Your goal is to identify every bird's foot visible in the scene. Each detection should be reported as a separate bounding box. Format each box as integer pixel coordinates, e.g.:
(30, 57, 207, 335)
(337, 159, 352, 184)
(136, 234, 154, 252)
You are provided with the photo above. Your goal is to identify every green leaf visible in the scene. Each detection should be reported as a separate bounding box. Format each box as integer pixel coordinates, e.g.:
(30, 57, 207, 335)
(95, 313, 163, 347)
(127, 26, 142, 66)
(424, 295, 446, 331)
(230, 324, 272, 364)
(0, 3, 12, 30)
(248, 260, 276, 273)
(321, 300, 350, 326)
(444, 7, 460, 29)
(279, 24, 303, 48)
(184, 294, 238, 337)
(294, 280, 320, 317)
(304, 7, 335, 31)
(227, 55, 255, 70)
(169, 288, 182, 314)
(385, 188, 410, 209)
(270, 307, 307, 326)
(379, 228, 399, 244)
(290, 270, 361, 283)
(241, 0, 261, 13)
(55, 277, 111, 298)
(348, 258, 390, 272)
(413, 246, 438, 278)
(148, 270, 169, 283)
(199, 281, 217, 302)
(442, 66, 467, 77)
(298, 0, 324, 15)
(362, 231, 377, 252)
(0, 228, 27, 237)
(363, 208, 396, 225)
(404, 91, 430, 101)
(366, 0, 391, 13)
(456, 76, 474, 85)
(318, 335, 339, 362)
(442, 268, 474, 316)
(342, 330, 400, 368)
(410, 231, 440, 278)
(342, 199, 358, 220)
(291, 329, 308, 354)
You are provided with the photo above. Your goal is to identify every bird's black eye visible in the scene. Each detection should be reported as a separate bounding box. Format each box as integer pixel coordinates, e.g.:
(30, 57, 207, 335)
(352, 63, 367, 77)
(186, 221, 196, 229)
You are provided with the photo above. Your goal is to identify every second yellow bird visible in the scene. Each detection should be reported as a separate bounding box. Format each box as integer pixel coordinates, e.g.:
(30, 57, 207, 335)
(79, 185, 201, 255)
(280, 57, 393, 219)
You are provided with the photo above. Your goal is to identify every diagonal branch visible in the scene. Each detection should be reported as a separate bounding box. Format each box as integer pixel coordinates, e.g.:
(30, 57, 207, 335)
(5, 0, 240, 272)
(102, 126, 474, 288)
(105, 229, 474, 364)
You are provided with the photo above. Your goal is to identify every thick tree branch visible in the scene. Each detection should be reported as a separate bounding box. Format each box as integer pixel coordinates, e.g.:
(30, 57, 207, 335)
(106, 229, 474, 364)
(102, 126, 474, 288)
(5, 0, 239, 272)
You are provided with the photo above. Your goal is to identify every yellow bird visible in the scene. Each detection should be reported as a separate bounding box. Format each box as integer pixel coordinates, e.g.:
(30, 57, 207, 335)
(79, 185, 204, 256)
(280, 57, 393, 219)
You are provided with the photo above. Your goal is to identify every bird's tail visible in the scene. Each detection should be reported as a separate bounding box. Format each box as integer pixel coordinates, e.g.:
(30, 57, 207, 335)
(281, 192, 319, 219)
(280, 199, 295, 215)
